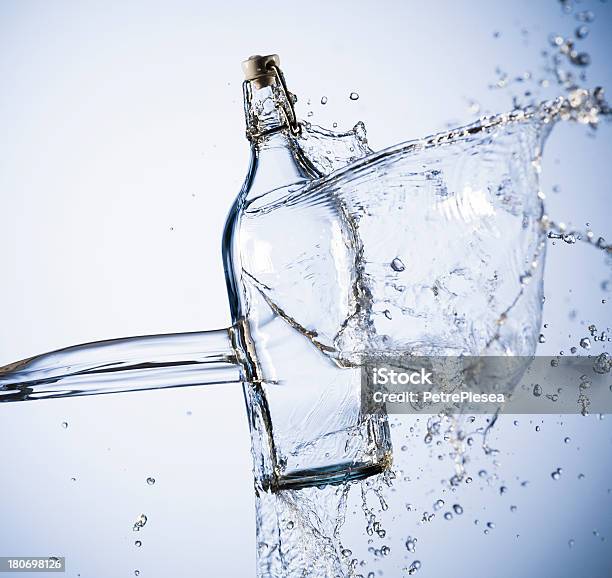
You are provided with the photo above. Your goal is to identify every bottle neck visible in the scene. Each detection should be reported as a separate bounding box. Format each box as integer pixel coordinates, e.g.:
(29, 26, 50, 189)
(244, 81, 296, 140)
(243, 82, 318, 197)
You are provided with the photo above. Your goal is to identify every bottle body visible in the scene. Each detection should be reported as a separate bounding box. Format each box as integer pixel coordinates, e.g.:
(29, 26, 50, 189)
(223, 61, 391, 491)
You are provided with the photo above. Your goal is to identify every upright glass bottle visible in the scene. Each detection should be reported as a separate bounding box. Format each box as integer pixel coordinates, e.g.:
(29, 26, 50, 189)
(223, 54, 392, 492)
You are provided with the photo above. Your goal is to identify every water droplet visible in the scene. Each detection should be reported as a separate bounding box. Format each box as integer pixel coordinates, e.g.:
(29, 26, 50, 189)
(391, 257, 406, 272)
(444, 512, 453, 520)
(146, 477, 156, 486)
(134, 540, 142, 547)
(453, 504, 463, 515)
(341, 548, 352, 557)
(510, 505, 517, 513)
(286, 521, 294, 530)
(576, 10, 595, 23)
(61, 421, 68, 429)
(320, 96, 328, 105)
(383, 309, 392, 320)
(486, 522, 495, 530)
(408, 560, 422, 574)
(580, 337, 591, 349)
(433, 499, 444, 511)
(568, 538, 575, 548)
(533, 384, 542, 397)
(551, 468, 562, 480)
(405, 536, 417, 552)
(134, 571, 140, 577)
(349, 92, 359, 101)
(538, 334, 546, 343)
(572, 52, 591, 66)
(575, 25, 589, 39)
(500, 486, 508, 495)
(564, 437, 571, 444)
(133, 514, 148, 532)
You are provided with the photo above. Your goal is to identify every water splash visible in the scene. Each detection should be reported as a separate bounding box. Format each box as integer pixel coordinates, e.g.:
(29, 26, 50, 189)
(0, 24, 609, 578)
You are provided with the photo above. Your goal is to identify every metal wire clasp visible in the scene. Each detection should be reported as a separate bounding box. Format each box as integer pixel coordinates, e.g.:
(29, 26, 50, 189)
(268, 63, 300, 136)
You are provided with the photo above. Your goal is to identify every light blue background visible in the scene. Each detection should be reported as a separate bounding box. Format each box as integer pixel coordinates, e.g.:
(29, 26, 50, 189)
(0, 1, 610, 576)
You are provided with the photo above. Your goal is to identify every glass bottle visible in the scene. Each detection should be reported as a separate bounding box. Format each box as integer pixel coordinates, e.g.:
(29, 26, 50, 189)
(223, 54, 392, 492)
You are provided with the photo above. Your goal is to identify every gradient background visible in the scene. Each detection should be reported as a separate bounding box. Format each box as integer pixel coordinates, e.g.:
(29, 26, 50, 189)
(0, 1, 610, 576)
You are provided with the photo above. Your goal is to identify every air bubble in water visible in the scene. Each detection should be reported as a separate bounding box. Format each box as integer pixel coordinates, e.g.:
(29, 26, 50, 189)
(391, 257, 406, 272)
(533, 384, 542, 397)
(453, 504, 463, 515)
(538, 334, 546, 343)
(135, 540, 142, 547)
(320, 96, 328, 105)
(551, 468, 562, 480)
(405, 536, 417, 552)
(133, 514, 148, 531)
(349, 92, 359, 101)
(146, 477, 156, 486)
(61, 421, 68, 429)
(580, 338, 591, 349)
(433, 499, 444, 511)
